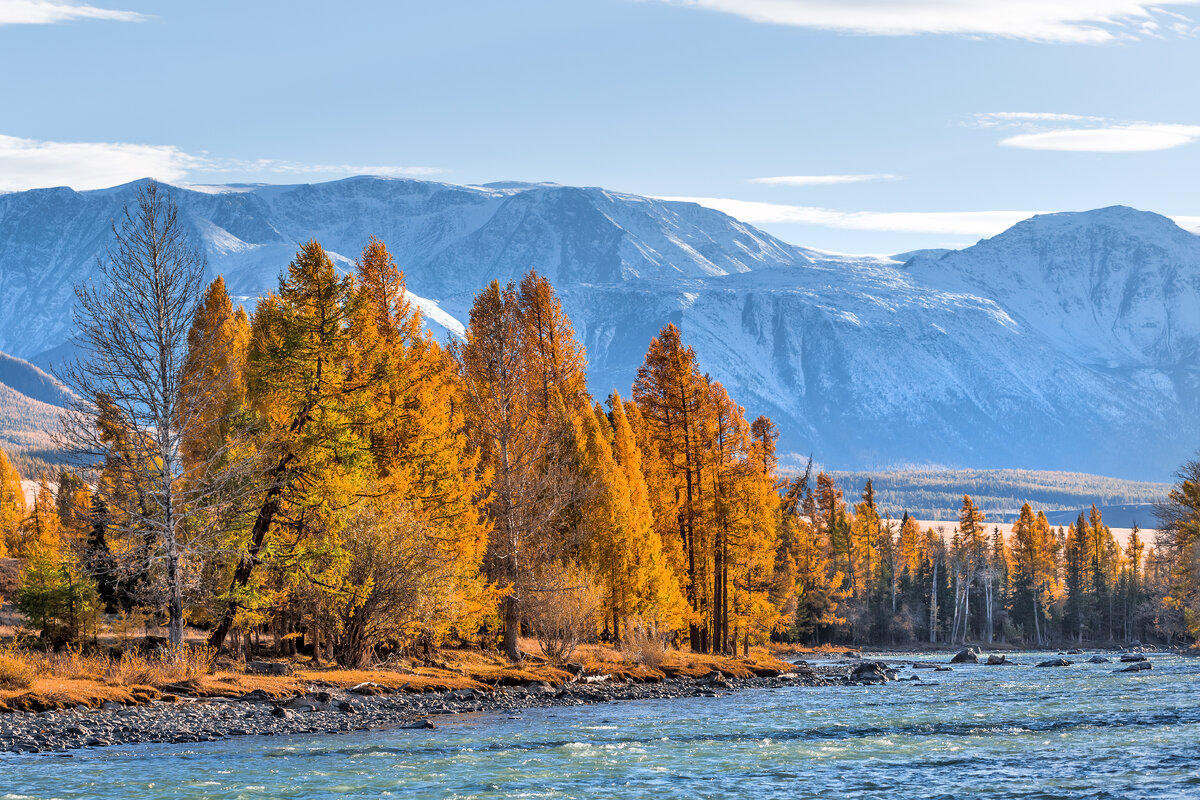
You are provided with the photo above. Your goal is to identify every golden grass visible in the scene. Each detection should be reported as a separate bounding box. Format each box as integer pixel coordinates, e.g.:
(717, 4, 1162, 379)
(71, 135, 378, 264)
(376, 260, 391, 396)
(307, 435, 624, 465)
(0, 640, 797, 713)
(0, 645, 37, 690)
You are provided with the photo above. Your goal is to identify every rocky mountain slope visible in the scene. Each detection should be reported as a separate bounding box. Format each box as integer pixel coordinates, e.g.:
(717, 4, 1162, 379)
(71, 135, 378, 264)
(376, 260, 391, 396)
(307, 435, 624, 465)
(0, 177, 1195, 478)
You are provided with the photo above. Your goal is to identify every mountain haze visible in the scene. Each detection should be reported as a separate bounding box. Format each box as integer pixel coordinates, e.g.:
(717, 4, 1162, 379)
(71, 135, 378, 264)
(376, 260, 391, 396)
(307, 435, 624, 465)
(0, 177, 1196, 478)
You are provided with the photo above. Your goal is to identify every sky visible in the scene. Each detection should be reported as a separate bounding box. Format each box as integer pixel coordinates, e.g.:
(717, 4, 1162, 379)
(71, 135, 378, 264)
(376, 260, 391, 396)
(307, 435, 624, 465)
(1, 0, 1199, 253)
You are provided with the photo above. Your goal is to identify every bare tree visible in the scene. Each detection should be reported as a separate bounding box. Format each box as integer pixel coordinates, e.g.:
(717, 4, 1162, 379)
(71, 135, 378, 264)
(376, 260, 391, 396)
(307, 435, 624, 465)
(58, 181, 218, 647)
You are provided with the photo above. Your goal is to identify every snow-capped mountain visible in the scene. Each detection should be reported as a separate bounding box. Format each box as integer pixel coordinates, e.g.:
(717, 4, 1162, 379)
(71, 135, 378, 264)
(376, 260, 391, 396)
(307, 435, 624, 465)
(0, 177, 1196, 479)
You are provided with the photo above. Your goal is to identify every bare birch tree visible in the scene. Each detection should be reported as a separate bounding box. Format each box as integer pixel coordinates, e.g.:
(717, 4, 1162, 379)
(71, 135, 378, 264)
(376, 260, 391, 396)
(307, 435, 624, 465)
(59, 181, 222, 647)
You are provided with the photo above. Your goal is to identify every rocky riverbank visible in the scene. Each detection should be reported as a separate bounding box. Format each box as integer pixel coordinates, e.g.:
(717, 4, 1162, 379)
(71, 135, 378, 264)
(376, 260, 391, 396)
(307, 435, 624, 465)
(0, 664, 873, 754)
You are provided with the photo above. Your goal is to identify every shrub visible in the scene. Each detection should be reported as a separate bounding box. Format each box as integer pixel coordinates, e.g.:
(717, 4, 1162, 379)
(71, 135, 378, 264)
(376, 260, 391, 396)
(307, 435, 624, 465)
(15, 549, 100, 647)
(0, 646, 37, 690)
(621, 618, 666, 668)
(523, 561, 603, 663)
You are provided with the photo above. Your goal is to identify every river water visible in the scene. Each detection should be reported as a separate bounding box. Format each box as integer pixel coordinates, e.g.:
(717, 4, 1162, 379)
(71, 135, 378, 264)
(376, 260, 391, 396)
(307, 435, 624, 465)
(2, 652, 1197, 799)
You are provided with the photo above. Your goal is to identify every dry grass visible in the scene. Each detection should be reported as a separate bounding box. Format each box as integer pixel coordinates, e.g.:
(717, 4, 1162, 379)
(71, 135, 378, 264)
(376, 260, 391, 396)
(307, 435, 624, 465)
(0, 645, 37, 690)
(0, 639, 797, 713)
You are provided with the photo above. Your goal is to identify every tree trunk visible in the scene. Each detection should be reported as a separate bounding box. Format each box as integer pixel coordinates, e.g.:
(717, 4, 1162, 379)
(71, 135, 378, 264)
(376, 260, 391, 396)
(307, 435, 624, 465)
(206, 453, 294, 653)
(503, 593, 520, 661)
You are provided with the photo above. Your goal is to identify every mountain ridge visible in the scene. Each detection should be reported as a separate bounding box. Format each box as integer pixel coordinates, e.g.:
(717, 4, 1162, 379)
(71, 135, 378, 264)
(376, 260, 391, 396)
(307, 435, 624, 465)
(0, 177, 1196, 479)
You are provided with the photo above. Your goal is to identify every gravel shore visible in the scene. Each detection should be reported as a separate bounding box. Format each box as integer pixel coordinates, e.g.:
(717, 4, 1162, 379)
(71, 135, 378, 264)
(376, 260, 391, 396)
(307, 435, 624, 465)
(0, 664, 876, 754)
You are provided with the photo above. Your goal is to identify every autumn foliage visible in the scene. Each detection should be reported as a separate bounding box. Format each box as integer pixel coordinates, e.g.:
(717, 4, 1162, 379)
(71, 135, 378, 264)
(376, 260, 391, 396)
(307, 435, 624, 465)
(3, 222, 1198, 661)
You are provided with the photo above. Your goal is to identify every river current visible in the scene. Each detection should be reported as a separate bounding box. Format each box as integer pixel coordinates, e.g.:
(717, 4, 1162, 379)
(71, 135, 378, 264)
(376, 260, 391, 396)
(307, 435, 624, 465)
(1, 652, 1197, 799)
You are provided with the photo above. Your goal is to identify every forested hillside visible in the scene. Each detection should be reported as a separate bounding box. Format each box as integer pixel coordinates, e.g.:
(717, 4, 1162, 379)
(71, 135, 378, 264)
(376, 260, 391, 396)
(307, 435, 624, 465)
(827, 469, 1169, 522)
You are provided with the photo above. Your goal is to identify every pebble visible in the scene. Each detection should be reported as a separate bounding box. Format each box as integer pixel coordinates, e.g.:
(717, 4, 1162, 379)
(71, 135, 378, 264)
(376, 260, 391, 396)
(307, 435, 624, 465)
(0, 670, 861, 754)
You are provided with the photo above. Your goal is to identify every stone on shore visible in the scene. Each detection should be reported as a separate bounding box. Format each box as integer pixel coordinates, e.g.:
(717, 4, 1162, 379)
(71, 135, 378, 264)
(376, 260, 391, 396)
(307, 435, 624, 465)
(247, 661, 294, 676)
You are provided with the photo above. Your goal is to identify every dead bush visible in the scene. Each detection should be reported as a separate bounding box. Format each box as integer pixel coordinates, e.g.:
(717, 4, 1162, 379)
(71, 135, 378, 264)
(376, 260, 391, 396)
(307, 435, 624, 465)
(621, 618, 666, 668)
(523, 561, 603, 663)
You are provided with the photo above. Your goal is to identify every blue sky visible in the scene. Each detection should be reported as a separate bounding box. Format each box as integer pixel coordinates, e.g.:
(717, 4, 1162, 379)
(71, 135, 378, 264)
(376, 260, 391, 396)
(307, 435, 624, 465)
(1, 0, 1198, 252)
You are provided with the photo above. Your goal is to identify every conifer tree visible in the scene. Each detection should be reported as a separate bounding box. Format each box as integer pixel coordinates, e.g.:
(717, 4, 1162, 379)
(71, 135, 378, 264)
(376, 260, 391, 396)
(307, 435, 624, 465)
(454, 277, 585, 660)
(208, 240, 368, 653)
(633, 324, 715, 651)
(0, 447, 25, 557)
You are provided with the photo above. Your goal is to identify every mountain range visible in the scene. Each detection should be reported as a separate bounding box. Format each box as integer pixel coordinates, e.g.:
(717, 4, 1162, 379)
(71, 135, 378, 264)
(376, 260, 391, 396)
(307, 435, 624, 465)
(0, 176, 1197, 480)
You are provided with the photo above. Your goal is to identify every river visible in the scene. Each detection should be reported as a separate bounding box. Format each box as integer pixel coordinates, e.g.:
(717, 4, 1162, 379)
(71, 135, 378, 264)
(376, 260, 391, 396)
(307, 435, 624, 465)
(2, 652, 1197, 799)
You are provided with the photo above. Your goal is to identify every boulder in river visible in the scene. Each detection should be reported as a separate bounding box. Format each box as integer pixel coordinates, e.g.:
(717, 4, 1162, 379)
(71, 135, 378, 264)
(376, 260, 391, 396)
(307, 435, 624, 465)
(403, 719, 436, 729)
(950, 648, 978, 664)
(1119, 654, 1147, 663)
(850, 661, 892, 682)
(986, 655, 1007, 665)
(1036, 658, 1073, 668)
(1088, 656, 1110, 664)
(1118, 661, 1152, 673)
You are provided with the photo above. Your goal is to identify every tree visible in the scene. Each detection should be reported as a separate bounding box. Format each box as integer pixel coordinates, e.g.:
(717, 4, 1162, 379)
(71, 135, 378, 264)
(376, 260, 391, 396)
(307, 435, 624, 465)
(453, 277, 584, 660)
(0, 448, 26, 557)
(337, 238, 492, 661)
(59, 181, 210, 647)
(1010, 503, 1055, 645)
(207, 239, 368, 653)
(1156, 454, 1200, 641)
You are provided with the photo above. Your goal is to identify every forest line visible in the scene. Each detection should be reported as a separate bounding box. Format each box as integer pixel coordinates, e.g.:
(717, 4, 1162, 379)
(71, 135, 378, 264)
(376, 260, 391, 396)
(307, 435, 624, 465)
(1, 183, 1198, 665)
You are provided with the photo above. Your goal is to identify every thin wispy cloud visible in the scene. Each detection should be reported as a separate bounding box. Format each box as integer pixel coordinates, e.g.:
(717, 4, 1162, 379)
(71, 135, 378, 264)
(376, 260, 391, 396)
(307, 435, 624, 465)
(0, 0, 145, 25)
(658, 196, 1040, 235)
(657, 0, 1199, 43)
(974, 112, 1200, 152)
(749, 174, 900, 186)
(204, 158, 441, 178)
(0, 134, 441, 192)
(662, 195, 1200, 236)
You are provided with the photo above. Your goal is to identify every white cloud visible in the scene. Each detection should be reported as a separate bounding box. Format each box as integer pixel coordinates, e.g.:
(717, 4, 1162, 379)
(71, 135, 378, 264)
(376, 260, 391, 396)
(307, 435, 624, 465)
(0, 0, 145, 25)
(658, 196, 1040, 235)
(204, 158, 441, 177)
(1000, 124, 1200, 152)
(1174, 215, 1200, 233)
(749, 173, 899, 186)
(972, 112, 1103, 126)
(974, 112, 1200, 152)
(662, 195, 1200, 236)
(0, 134, 198, 191)
(0, 133, 441, 192)
(658, 0, 1199, 43)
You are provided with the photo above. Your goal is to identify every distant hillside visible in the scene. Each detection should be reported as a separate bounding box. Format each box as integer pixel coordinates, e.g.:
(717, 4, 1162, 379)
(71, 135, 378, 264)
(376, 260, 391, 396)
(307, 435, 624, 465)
(0, 352, 68, 478)
(0, 352, 72, 407)
(827, 468, 1171, 524)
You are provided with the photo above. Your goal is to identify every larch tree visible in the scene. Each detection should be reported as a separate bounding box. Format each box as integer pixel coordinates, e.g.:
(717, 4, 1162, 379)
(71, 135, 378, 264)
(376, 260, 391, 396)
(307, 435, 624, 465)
(331, 237, 492, 665)
(453, 276, 585, 661)
(207, 239, 368, 654)
(633, 324, 715, 651)
(0, 447, 26, 557)
(1155, 455, 1200, 641)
